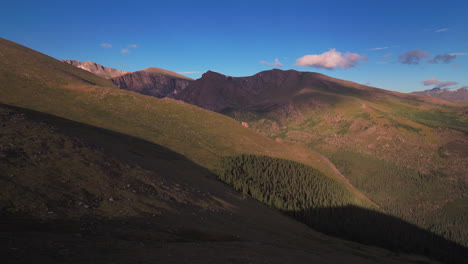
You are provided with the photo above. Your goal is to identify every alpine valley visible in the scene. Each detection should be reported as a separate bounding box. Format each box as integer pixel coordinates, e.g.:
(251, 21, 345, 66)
(1, 37, 467, 264)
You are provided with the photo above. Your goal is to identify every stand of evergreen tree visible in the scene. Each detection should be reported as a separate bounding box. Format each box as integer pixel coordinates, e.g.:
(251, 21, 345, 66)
(218, 155, 468, 264)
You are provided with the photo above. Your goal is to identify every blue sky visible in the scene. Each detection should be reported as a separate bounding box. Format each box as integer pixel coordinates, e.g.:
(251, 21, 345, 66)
(1, 0, 467, 92)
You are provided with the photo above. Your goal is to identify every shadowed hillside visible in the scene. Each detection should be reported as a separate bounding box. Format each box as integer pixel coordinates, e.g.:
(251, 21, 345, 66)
(218, 155, 468, 263)
(296, 206, 468, 264)
(0, 104, 435, 264)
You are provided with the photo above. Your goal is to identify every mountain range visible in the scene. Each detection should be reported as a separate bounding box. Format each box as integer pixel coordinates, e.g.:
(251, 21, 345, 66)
(412, 87, 468, 102)
(111, 67, 193, 98)
(61, 59, 130, 79)
(1, 37, 468, 263)
(62, 60, 194, 98)
(64, 57, 468, 253)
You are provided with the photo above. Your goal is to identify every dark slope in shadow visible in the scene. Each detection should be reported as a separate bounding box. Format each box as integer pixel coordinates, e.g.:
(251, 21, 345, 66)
(288, 206, 468, 264)
(218, 155, 468, 263)
(0, 103, 239, 262)
(2, 103, 462, 263)
(0, 103, 215, 181)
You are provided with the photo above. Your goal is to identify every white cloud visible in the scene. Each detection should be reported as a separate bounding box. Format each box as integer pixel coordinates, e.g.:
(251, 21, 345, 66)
(100, 43, 112, 48)
(121, 49, 130, 54)
(422, 78, 458, 87)
(296, 49, 366, 69)
(368, 45, 399, 51)
(435, 28, 448, 32)
(449, 52, 468, 56)
(369, 46, 389, 51)
(129, 44, 138, 48)
(260, 58, 283, 67)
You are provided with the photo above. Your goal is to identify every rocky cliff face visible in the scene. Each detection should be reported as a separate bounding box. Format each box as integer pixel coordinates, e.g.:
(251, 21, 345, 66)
(111, 68, 193, 98)
(61, 60, 130, 79)
(412, 87, 468, 101)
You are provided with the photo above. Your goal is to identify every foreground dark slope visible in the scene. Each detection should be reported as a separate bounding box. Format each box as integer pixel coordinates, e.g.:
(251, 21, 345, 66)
(177, 69, 468, 247)
(0, 105, 441, 264)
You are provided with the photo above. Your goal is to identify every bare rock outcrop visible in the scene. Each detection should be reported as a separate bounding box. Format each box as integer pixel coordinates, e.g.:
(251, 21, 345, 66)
(62, 60, 130, 79)
(111, 68, 193, 98)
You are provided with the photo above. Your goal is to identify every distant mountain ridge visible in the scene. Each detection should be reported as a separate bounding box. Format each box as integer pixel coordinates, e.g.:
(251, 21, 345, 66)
(111, 67, 193, 98)
(412, 87, 468, 101)
(61, 59, 130, 79)
(175, 69, 378, 112)
(63, 60, 194, 98)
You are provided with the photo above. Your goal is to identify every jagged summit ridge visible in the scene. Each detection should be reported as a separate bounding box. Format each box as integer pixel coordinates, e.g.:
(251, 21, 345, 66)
(110, 68, 193, 98)
(175, 68, 371, 112)
(412, 86, 468, 101)
(61, 59, 130, 79)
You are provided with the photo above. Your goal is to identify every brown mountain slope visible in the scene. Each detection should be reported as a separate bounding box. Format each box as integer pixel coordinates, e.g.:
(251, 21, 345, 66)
(176, 69, 460, 112)
(111, 67, 193, 98)
(412, 87, 468, 102)
(177, 69, 316, 112)
(61, 59, 130, 79)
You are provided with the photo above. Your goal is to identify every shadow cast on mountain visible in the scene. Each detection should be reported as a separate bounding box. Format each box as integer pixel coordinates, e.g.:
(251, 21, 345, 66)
(1, 103, 249, 263)
(0, 103, 215, 180)
(2, 103, 467, 263)
(286, 205, 468, 264)
(0, 214, 245, 264)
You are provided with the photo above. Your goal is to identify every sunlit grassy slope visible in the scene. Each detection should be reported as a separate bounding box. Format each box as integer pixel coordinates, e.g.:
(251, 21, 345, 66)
(0, 38, 372, 207)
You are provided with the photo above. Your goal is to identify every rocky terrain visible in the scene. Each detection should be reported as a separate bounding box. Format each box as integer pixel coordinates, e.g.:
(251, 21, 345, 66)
(412, 87, 468, 102)
(175, 69, 385, 113)
(111, 67, 193, 98)
(61, 60, 130, 79)
(176, 69, 313, 112)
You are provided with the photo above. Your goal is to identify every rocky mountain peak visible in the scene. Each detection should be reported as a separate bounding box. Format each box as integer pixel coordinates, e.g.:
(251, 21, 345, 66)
(62, 59, 130, 79)
(201, 70, 230, 79)
(110, 68, 193, 98)
(412, 87, 468, 101)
